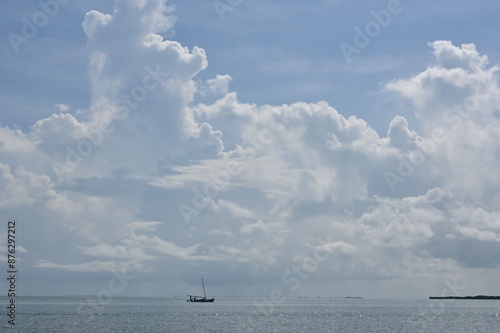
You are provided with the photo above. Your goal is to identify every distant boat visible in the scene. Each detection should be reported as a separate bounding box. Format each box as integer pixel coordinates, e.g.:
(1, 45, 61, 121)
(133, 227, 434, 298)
(187, 278, 215, 302)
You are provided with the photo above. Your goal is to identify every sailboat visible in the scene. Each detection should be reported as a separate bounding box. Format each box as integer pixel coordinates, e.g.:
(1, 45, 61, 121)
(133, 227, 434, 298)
(187, 278, 215, 302)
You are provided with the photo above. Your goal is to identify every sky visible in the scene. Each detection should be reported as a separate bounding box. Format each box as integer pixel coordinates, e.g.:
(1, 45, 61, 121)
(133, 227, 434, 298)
(0, 0, 500, 299)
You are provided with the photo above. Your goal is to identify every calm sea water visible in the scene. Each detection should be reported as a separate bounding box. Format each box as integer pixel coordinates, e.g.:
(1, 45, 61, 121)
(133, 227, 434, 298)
(1, 296, 499, 332)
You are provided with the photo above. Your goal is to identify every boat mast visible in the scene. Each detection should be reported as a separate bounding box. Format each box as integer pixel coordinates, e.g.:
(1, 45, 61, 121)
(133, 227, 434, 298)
(202, 278, 206, 298)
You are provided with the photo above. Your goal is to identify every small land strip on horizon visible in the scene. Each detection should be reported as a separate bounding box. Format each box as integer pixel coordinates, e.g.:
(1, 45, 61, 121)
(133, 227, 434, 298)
(429, 295, 500, 300)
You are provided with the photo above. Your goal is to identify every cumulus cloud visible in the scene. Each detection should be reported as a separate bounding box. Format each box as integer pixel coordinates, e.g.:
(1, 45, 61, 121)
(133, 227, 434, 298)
(386, 40, 500, 202)
(386, 40, 500, 127)
(1, 1, 500, 297)
(54, 103, 71, 112)
(196, 74, 233, 99)
(431, 40, 489, 70)
(0, 125, 30, 149)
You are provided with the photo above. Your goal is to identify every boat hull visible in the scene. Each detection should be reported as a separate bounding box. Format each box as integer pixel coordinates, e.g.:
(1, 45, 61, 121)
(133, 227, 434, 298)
(187, 297, 215, 302)
(190, 298, 215, 303)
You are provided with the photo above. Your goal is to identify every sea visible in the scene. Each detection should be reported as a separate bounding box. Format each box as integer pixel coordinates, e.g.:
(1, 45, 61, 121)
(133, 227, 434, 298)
(1, 296, 499, 332)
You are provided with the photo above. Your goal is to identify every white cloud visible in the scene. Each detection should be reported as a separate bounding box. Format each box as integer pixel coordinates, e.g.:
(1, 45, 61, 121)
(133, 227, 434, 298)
(431, 40, 489, 70)
(240, 219, 280, 235)
(54, 103, 71, 112)
(78, 242, 156, 260)
(387, 115, 418, 151)
(456, 227, 500, 242)
(314, 241, 357, 256)
(36, 259, 145, 273)
(386, 40, 500, 127)
(1, 1, 500, 297)
(216, 199, 255, 220)
(124, 221, 164, 233)
(196, 74, 232, 98)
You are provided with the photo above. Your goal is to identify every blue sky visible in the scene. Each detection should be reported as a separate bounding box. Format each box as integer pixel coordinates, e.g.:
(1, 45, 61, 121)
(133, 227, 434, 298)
(3, 0, 500, 132)
(1, 0, 500, 299)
